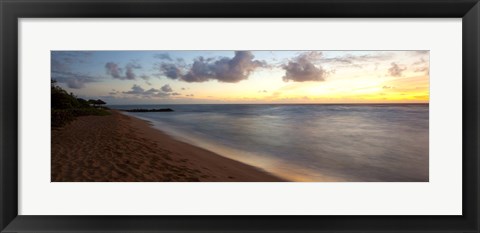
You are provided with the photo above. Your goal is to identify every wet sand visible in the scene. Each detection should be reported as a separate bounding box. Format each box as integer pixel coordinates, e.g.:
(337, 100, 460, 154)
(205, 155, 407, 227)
(51, 110, 285, 182)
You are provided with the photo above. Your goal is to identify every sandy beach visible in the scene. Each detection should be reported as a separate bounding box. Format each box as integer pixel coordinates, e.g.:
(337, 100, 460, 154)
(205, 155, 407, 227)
(51, 110, 284, 182)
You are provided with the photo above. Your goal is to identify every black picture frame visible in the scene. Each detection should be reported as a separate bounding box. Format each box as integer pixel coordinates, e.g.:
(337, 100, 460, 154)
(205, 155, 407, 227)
(1, 0, 479, 232)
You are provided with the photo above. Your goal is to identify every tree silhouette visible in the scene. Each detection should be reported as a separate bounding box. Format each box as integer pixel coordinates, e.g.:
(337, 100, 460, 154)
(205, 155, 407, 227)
(51, 79, 110, 127)
(88, 99, 107, 107)
(96, 99, 106, 106)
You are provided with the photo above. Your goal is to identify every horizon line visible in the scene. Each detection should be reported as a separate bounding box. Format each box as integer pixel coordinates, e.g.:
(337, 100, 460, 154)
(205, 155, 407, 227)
(107, 102, 429, 106)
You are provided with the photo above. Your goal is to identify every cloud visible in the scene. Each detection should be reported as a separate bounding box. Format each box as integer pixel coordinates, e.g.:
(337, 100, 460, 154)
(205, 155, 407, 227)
(161, 84, 173, 92)
(145, 88, 160, 95)
(52, 51, 93, 65)
(108, 89, 119, 95)
(51, 59, 70, 73)
(154, 53, 172, 61)
(412, 50, 429, 55)
(51, 72, 96, 89)
(299, 51, 323, 61)
(105, 62, 141, 80)
(125, 63, 141, 80)
(64, 77, 89, 88)
(387, 62, 406, 77)
(153, 92, 169, 98)
(415, 66, 429, 73)
(123, 84, 146, 95)
(282, 53, 328, 82)
(51, 58, 96, 89)
(186, 94, 194, 97)
(125, 67, 135, 80)
(105, 62, 123, 79)
(122, 84, 178, 98)
(157, 51, 267, 83)
(413, 58, 425, 66)
(298, 52, 393, 71)
(382, 85, 394, 89)
(160, 63, 183, 79)
(139, 75, 152, 85)
(324, 53, 391, 64)
(412, 58, 429, 75)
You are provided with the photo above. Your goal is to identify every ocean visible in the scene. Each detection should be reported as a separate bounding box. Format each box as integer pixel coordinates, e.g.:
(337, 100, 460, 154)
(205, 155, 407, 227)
(110, 104, 429, 182)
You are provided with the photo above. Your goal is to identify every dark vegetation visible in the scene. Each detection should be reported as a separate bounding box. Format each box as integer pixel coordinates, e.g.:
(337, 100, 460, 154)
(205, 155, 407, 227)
(123, 108, 174, 112)
(51, 80, 110, 127)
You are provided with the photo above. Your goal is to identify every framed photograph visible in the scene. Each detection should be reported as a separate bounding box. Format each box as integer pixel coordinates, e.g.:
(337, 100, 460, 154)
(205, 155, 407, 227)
(1, 0, 478, 232)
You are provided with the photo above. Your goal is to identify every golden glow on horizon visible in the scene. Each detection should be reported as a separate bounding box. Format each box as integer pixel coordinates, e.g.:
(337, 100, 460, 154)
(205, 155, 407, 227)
(54, 51, 430, 104)
(184, 72, 429, 104)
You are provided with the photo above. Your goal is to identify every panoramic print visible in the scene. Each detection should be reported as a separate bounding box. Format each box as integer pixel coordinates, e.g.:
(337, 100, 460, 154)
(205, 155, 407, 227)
(51, 50, 429, 182)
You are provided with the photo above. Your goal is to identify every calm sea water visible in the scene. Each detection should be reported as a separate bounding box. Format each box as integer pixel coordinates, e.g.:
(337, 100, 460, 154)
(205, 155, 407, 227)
(110, 104, 429, 182)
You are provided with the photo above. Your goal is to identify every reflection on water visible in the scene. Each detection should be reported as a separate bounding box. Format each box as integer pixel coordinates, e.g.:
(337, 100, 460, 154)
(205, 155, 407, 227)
(113, 104, 429, 182)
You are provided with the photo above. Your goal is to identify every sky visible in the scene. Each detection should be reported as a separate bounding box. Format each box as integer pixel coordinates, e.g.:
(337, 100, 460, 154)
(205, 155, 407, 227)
(51, 50, 429, 105)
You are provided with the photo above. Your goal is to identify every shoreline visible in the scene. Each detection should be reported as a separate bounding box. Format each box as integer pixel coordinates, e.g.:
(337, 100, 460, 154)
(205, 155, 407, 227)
(51, 110, 285, 182)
